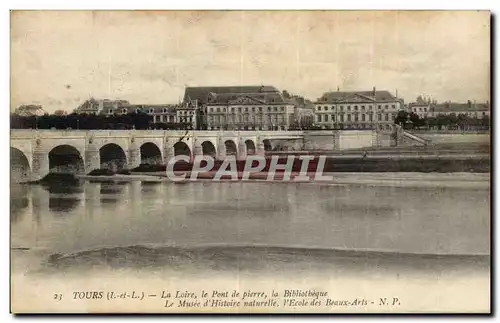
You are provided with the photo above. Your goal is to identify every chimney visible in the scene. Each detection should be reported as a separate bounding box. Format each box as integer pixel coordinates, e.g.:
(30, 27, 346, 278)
(372, 86, 376, 98)
(337, 86, 339, 92)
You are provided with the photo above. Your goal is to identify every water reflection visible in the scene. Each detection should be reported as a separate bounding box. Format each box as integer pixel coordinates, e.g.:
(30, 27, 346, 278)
(99, 181, 127, 204)
(10, 184, 29, 224)
(10, 178, 490, 256)
(36, 179, 85, 213)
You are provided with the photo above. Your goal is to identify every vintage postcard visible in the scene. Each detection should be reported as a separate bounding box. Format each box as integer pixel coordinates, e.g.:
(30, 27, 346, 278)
(10, 10, 490, 314)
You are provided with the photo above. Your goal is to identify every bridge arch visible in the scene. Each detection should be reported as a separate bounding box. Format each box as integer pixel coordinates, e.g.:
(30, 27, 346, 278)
(140, 142, 163, 165)
(224, 140, 238, 157)
(173, 142, 192, 158)
(99, 143, 128, 171)
(262, 139, 272, 152)
(201, 141, 217, 157)
(244, 139, 256, 155)
(11, 147, 31, 182)
(48, 144, 85, 174)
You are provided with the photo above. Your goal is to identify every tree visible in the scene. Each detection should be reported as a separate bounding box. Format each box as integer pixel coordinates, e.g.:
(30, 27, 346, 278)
(408, 112, 426, 128)
(481, 115, 490, 128)
(416, 95, 425, 104)
(409, 112, 419, 124)
(394, 110, 409, 126)
(448, 113, 458, 126)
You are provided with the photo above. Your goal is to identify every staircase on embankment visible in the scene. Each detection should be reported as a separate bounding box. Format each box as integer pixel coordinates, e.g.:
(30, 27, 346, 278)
(375, 126, 431, 148)
(400, 130, 431, 146)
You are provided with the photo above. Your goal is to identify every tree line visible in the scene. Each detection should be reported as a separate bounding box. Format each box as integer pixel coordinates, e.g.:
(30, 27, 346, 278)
(394, 111, 490, 130)
(10, 113, 195, 130)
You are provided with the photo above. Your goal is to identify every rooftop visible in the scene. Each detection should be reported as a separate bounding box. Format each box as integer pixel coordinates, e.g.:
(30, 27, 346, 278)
(316, 90, 399, 103)
(183, 85, 284, 105)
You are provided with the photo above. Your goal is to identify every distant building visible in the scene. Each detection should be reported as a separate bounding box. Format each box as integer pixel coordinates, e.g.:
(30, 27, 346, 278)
(408, 103, 432, 118)
(14, 105, 46, 117)
(73, 98, 130, 115)
(314, 88, 404, 131)
(145, 105, 178, 123)
(184, 85, 296, 131)
(73, 99, 179, 124)
(429, 101, 490, 118)
(99, 103, 180, 123)
(288, 96, 314, 129)
(177, 97, 199, 128)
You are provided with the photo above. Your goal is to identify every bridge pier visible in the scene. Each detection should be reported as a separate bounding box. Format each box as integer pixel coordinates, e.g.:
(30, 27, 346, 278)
(128, 147, 141, 169)
(192, 140, 204, 159)
(237, 140, 247, 161)
(255, 138, 266, 156)
(163, 139, 175, 164)
(31, 150, 49, 181)
(85, 145, 100, 174)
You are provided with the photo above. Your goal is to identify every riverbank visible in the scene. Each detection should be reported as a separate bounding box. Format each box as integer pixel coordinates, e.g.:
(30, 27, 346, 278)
(68, 172, 490, 189)
(128, 155, 490, 173)
(28, 152, 490, 185)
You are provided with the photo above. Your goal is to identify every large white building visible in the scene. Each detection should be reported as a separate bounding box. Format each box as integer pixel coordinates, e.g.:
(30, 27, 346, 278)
(314, 88, 404, 131)
(183, 86, 297, 131)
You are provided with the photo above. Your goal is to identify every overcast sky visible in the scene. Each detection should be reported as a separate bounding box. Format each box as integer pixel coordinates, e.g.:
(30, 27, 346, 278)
(11, 10, 490, 113)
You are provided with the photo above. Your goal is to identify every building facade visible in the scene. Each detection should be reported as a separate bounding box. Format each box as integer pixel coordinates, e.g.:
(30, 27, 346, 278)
(183, 86, 296, 131)
(407, 99, 490, 120)
(408, 103, 432, 118)
(73, 99, 130, 115)
(176, 98, 199, 129)
(428, 101, 490, 118)
(314, 88, 404, 131)
(73, 99, 179, 123)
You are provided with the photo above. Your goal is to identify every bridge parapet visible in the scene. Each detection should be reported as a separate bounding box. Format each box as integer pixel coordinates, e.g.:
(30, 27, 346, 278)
(11, 129, 305, 138)
(10, 129, 308, 182)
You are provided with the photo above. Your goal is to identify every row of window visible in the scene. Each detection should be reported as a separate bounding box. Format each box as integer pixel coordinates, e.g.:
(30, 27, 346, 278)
(410, 111, 488, 117)
(178, 117, 193, 123)
(208, 120, 288, 126)
(412, 107, 428, 112)
(153, 115, 176, 123)
(209, 115, 286, 124)
(106, 108, 173, 114)
(208, 125, 288, 131)
(178, 110, 195, 116)
(317, 113, 395, 122)
(317, 124, 395, 131)
(432, 111, 488, 116)
(208, 106, 287, 113)
(316, 104, 397, 112)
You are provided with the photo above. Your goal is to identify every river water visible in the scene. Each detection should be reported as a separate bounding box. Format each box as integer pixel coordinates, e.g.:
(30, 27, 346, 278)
(10, 173, 491, 313)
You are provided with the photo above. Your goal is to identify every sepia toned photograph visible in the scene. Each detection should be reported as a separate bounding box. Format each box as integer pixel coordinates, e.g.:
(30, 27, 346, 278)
(9, 10, 490, 314)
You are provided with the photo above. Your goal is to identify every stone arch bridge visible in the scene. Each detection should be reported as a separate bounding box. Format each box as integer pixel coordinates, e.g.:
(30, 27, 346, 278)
(10, 130, 304, 182)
